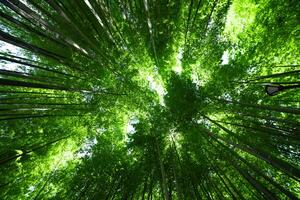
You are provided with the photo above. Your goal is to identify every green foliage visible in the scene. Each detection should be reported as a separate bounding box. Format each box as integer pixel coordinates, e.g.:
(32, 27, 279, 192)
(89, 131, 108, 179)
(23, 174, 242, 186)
(165, 73, 205, 123)
(0, 0, 299, 199)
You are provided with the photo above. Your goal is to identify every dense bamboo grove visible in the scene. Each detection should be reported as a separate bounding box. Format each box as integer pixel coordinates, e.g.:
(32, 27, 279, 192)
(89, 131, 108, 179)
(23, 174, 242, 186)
(0, 0, 299, 199)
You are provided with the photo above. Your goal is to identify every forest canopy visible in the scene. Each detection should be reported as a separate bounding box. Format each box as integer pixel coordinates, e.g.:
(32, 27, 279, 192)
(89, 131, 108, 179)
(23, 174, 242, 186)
(0, 0, 299, 199)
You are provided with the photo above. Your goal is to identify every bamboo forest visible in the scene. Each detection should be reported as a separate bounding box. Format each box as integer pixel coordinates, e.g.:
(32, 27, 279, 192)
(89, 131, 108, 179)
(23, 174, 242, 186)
(0, 0, 300, 199)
